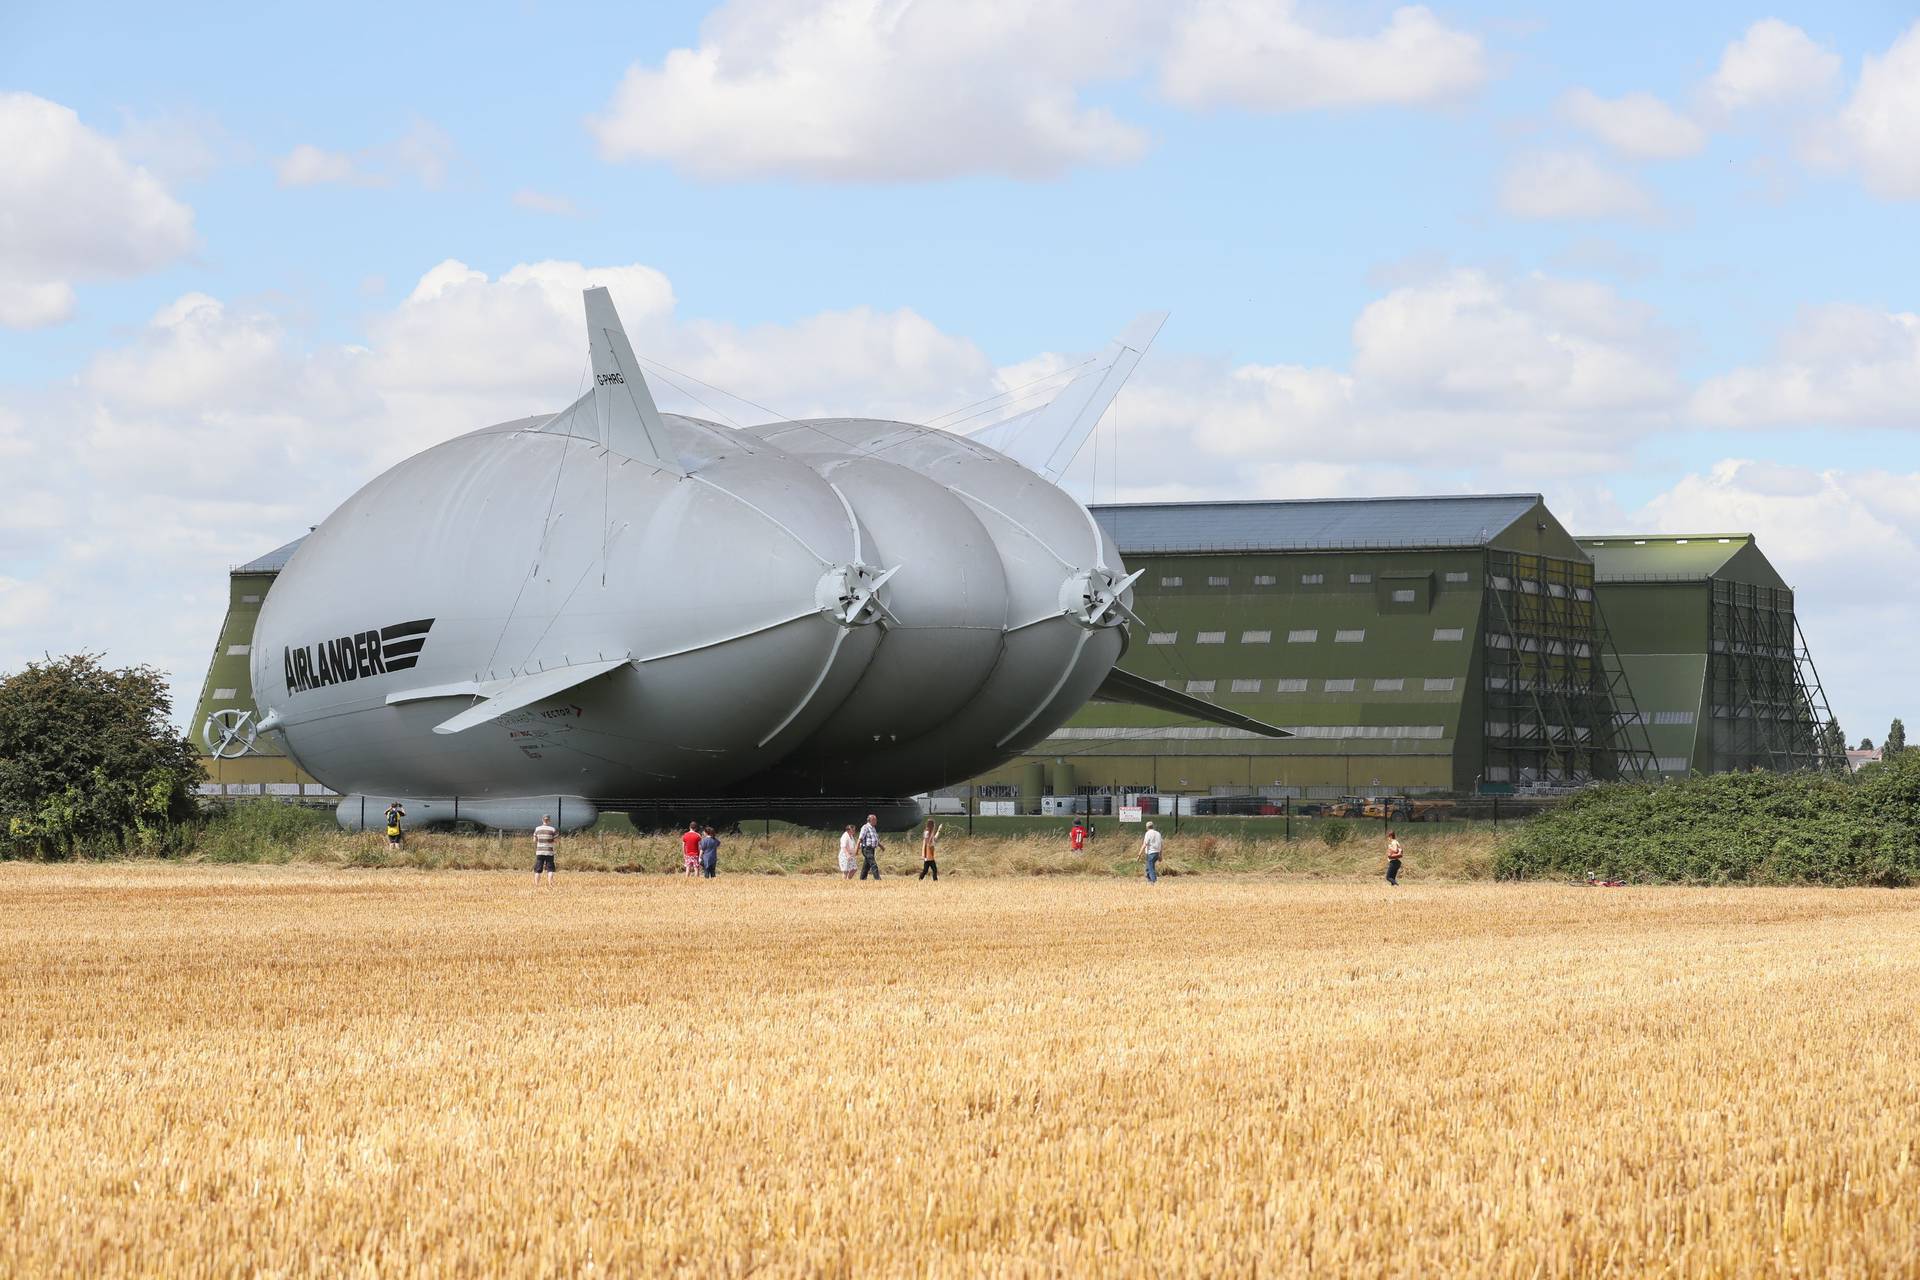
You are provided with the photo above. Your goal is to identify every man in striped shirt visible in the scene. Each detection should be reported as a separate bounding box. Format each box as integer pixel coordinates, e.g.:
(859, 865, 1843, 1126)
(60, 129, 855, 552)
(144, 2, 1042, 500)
(533, 815, 558, 885)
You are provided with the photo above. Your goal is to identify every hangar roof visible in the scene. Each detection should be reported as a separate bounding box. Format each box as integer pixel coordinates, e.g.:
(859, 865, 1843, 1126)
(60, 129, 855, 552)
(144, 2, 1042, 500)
(1092, 495, 1546, 553)
(1579, 535, 1785, 588)
(233, 535, 307, 575)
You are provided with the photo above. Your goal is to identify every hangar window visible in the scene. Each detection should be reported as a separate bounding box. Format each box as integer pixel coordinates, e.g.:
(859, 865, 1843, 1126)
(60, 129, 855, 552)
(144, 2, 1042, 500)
(1273, 678, 1309, 693)
(1423, 677, 1457, 692)
(1443, 572, 1469, 584)
(1519, 579, 1540, 594)
(1432, 627, 1464, 641)
(1389, 588, 1417, 603)
(1657, 757, 1690, 772)
(1333, 629, 1366, 643)
(241, 594, 261, 603)
(1230, 678, 1262, 693)
(1159, 576, 1184, 587)
(226, 644, 250, 656)
(1287, 629, 1318, 643)
(1207, 576, 1230, 587)
(1547, 582, 1567, 598)
(1196, 631, 1226, 645)
(1487, 633, 1513, 649)
(1372, 678, 1405, 692)
(1653, 710, 1697, 725)
(213, 687, 237, 700)
(1491, 575, 1512, 591)
(1185, 679, 1216, 694)
(1240, 630, 1272, 644)
(1349, 573, 1372, 585)
(1324, 678, 1357, 692)
(1574, 586, 1594, 601)
(1300, 573, 1324, 585)
(1253, 574, 1277, 586)
(1147, 632, 1178, 645)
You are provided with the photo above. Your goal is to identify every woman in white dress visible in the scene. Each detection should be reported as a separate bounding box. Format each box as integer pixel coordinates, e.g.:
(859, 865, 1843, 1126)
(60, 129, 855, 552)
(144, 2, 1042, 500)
(838, 825, 859, 879)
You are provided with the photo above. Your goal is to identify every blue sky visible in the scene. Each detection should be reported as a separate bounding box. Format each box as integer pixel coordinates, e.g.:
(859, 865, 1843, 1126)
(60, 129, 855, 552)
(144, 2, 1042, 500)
(2, 0, 1917, 742)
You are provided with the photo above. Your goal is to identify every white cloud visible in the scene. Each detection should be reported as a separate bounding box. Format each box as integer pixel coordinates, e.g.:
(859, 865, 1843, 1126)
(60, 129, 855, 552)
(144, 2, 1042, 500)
(1560, 88, 1705, 160)
(275, 121, 455, 189)
(0, 578, 56, 631)
(1634, 459, 1920, 738)
(1499, 151, 1658, 221)
(1834, 20, 1920, 199)
(589, 0, 1154, 181)
(1705, 18, 1841, 112)
(1161, 1, 1487, 111)
(512, 188, 579, 216)
(0, 92, 196, 329)
(276, 143, 361, 187)
(588, 0, 1487, 182)
(1692, 304, 1920, 428)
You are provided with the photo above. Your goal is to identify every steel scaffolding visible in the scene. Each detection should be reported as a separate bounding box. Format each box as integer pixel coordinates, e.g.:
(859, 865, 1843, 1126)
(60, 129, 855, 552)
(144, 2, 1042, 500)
(1482, 551, 1655, 785)
(1707, 580, 1835, 772)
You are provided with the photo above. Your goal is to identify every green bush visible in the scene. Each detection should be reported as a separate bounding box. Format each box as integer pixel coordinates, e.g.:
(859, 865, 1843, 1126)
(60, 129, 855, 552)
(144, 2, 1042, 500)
(1319, 820, 1352, 848)
(1494, 756, 1920, 886)
(196, 801, 334, 863)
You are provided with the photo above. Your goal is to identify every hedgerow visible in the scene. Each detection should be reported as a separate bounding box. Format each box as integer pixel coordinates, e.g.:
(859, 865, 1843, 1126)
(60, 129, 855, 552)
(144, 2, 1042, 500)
(1494, 754, 1920, 886)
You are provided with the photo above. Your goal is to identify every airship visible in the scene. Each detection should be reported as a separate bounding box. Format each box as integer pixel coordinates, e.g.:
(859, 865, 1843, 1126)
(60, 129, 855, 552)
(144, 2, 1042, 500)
(230, 288, 1283, 831)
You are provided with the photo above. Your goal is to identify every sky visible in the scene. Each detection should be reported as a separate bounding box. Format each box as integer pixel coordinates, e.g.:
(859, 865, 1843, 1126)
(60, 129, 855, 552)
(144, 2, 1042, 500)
(1, 0, 1917, 744)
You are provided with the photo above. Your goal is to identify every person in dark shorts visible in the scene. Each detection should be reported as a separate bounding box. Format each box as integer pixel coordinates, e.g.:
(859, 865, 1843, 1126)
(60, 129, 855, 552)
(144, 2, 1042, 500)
(918, 819, 941, 881)
(699, 825, 719, 878)
(533, 815, 557, 885)
(1385, 830, 1403, 886)
(384, 802, 405, 848)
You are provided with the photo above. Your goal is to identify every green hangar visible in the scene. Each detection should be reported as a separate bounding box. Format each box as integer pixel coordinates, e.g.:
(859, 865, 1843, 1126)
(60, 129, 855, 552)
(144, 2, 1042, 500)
(1581, 534, 1835, 777)
(970, 495, 1835, 802)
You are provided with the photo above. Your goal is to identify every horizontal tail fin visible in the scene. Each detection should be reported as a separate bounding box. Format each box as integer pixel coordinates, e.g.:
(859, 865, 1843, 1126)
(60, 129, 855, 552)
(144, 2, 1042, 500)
(1091, 666, 1291, 737)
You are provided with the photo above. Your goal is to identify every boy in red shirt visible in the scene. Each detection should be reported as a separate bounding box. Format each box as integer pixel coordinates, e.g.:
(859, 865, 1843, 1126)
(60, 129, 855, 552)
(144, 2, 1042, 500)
(1069, 821, 1087, 851)
(681, 822, 702, 876)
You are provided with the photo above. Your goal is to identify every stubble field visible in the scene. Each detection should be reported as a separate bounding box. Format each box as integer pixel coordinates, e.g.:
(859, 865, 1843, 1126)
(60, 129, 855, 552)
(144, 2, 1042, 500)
(3, 865, 1917, 1277)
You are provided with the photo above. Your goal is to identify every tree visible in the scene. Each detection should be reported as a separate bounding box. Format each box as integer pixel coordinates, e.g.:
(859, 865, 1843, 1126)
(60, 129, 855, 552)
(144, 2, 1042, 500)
(1858, 737, 1874, 751)
(0, 654, 201, 858)
(1823, 720, 1850, 765)
(1887, 719, 1907, 760)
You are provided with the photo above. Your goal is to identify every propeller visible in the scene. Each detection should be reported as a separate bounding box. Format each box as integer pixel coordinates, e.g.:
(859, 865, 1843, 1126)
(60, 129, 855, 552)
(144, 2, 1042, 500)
(202, 708, 258, 759)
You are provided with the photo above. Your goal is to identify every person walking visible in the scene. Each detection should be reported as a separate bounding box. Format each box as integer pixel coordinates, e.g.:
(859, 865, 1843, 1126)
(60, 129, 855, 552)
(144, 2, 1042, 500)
(918, 819, 941, 881)
(838, 825, 859, 880)
(680, 821, 702, 877)
(1069, 820, 1087, 852)
(699, 825, 720, 879)
(1140, 820, 1163, 883)
(1385, 830, 1403, 886)
(858, 814, 882, 880)
(383, 801, 405, 849)
(533, 814, 557, 886)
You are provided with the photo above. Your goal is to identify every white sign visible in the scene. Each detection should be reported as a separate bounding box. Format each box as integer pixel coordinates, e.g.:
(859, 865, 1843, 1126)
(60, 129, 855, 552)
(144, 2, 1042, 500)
(1118, 805, 1144, 824)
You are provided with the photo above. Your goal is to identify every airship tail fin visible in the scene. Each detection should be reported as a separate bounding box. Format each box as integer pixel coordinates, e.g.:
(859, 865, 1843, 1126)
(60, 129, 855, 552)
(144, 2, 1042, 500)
(1092, 666, 1291, 738)
(584, 286, 686, 475)
(966, 312, 1166, 483)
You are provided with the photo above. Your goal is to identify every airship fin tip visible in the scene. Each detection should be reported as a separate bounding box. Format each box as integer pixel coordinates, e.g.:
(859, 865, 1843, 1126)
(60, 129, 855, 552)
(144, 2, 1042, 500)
(964, 311, 1167, 483)
(583, 287, 687, 476)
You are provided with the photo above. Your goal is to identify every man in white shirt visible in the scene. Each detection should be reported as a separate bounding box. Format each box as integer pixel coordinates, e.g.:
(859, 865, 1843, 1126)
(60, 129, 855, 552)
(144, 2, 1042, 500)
(533, 815, 558, 885)
(1140, 821, 1163, 883)
(858, 815, 882, 880)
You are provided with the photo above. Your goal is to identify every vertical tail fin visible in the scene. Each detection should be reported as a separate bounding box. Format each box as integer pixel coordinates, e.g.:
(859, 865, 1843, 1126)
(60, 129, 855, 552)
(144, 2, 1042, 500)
(584, 286, 684, 474)
(966, 311, 1167, 483)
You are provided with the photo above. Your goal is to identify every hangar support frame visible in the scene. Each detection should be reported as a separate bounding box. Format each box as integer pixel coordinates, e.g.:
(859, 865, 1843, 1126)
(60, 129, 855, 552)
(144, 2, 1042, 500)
(1482, 551, 1655, 785)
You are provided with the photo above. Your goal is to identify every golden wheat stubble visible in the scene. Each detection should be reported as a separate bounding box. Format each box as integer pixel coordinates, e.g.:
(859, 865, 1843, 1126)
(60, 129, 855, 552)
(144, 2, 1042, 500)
(1, 866, 1917, 1277)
